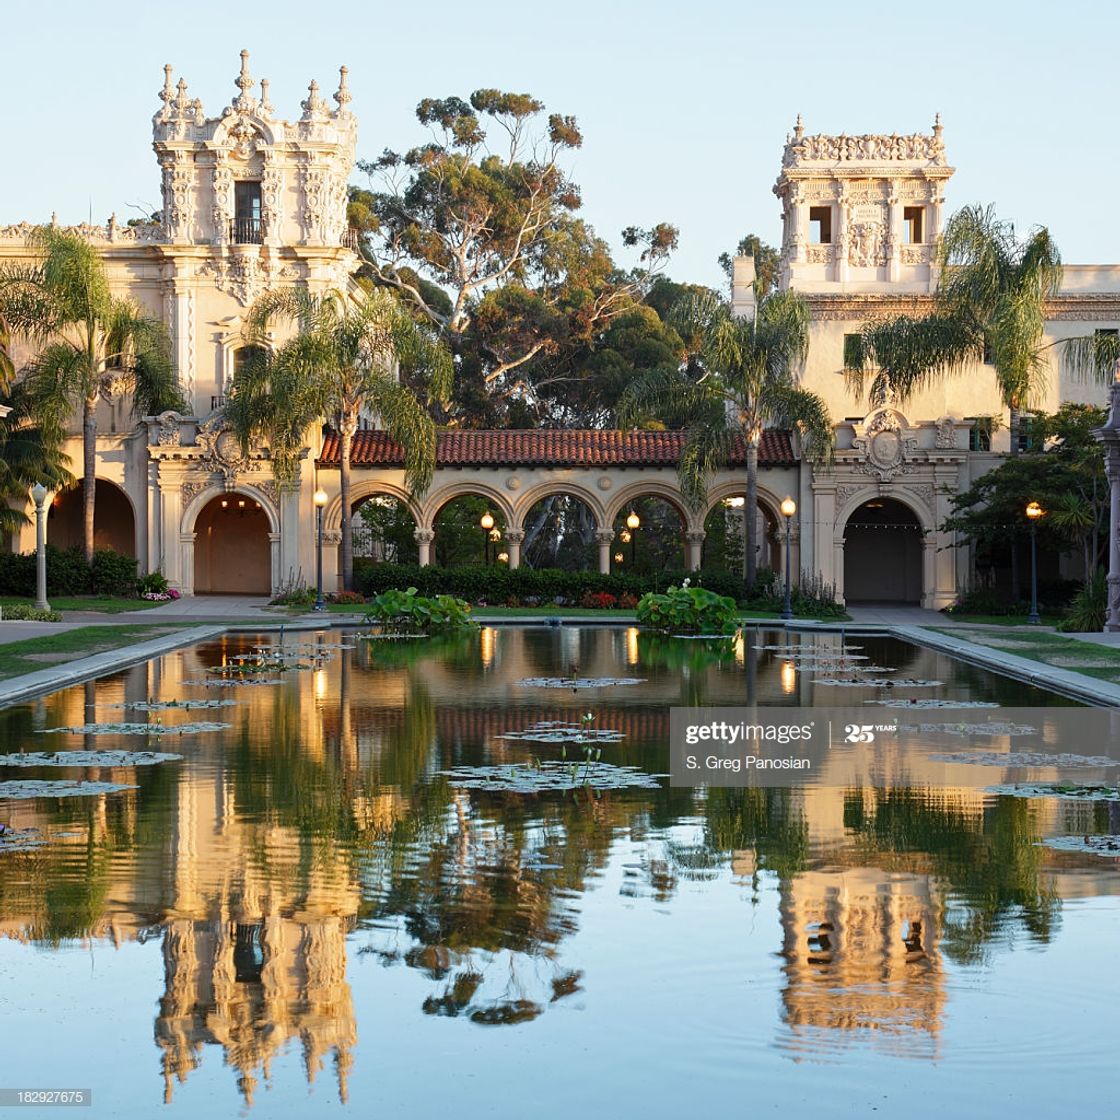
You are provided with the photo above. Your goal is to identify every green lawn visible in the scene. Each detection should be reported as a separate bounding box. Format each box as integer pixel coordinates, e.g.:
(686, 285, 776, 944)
(0, 624, 191, 681)
(931, 626, 1120, 684)
(0, 595, 164, 615)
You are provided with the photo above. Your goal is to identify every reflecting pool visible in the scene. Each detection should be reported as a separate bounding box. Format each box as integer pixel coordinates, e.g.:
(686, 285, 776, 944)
(0, 627, 1116, 1118)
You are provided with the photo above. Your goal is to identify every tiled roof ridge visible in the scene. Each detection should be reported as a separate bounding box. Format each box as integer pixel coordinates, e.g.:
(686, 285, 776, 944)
(318, 428, 796, 469)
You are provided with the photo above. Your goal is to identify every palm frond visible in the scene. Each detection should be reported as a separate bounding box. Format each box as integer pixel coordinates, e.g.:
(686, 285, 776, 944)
(1062, 331, 1120, 384)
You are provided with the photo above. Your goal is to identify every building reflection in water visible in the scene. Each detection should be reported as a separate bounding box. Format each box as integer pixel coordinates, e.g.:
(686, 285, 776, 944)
(0, 627, 1115, 1107)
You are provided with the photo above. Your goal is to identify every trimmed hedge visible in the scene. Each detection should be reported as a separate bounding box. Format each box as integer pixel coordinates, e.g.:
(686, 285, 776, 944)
(354, 562, 748, 604)
(0, 546, 138, 597)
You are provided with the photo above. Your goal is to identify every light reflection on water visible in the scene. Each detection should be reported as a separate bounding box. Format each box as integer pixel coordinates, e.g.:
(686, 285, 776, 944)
(0, 626, 1116, 1117)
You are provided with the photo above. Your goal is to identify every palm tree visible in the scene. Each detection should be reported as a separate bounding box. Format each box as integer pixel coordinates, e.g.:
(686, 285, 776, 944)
(845, 204, 1062, 458)
(619, 289, 833, 590)
(0, 227, 180, 561)
(0, 382, 72, 535)
(228, 286, 452, 591)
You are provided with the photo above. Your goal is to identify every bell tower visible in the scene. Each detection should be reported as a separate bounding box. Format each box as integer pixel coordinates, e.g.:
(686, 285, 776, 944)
(151, 51, 359, 413)
(773, 116, 954, 293)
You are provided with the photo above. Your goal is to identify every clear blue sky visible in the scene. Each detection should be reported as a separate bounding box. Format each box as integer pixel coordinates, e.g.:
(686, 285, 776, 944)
(3, 0, 1116, 289)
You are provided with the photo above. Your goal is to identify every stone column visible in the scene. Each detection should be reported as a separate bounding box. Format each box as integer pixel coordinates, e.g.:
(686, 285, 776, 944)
(323, 529, 342, 594)
(887, 189, 902, 283)
(835, 185, 850, 284)
(921, 537, 939, 610)
(811, 482, 837, 587)
(504, 530, 525, 571)
(833, 536, 846, 603)
(685, 530, 706, 571)
(268, 532, 281, 598)
(596, 531, 614, 575)
(414, 527, 434, 567)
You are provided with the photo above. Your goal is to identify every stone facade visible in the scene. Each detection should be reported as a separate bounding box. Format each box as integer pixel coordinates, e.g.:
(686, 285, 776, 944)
(3, 81, 1118, 605)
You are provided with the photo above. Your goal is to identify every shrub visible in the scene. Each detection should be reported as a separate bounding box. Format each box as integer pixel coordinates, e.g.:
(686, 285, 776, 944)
(1056, 569, 1107, 632)
(137, 570, 170, 596)
(741, 569, 846, 619)
(0, 603, 63, 622)
(636, 580, 740, 634)
(363, 587, 476, 633)
(330, 590, 366, 605)
(579, 590, 618, 609)
(91, 549, 138, 596)
(271, 587, 316, 607)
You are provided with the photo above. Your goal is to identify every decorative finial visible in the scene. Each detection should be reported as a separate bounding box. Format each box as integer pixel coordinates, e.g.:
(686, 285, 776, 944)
(259, 78, 272, 113)
(301, 79, 326, 118)
(160, 64, 174, 104)
(234, 49, 256, 110)
(176, 77, 189, 110)
(794, 113, 804, 140)
(334, 65, 351, 111)
(933, 112, 943, 136)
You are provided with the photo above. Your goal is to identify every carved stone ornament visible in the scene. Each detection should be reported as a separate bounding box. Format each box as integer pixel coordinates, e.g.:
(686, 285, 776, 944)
(851, 408, 919, 481)
(179, 478, 208, 507)
(156, 411, 182, 447)
(849, 221, 886, 267)
(196, 415, 258, 484)
(934, 417, 957, 449)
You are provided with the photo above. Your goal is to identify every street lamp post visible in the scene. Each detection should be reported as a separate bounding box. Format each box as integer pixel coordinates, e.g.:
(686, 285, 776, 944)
(626, 510, 640, 568)
(780, 497, 797, 621)
(1026, 500, 1044, 625)
(313, 488, 328, 612)
(480, 511, 495, 565)
(31, 483, 49, 612)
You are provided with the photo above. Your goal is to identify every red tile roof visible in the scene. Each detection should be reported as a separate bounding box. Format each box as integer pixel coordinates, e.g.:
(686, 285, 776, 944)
(317, 429, 796, 469)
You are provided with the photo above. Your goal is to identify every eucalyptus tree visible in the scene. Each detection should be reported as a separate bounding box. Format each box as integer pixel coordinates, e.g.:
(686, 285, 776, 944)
(845, 204, 1062, 457)
(619, 290, 834, 590)
(0, 227, 180, 561)
(227, 286, 452, 591)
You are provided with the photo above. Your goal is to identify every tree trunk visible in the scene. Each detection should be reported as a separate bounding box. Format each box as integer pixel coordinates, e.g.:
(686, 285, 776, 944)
(1008, 405, 1020, 597)
(745, 440, 759, 592)
(83, 395, 97, 565)
(340, 420, 355, 592)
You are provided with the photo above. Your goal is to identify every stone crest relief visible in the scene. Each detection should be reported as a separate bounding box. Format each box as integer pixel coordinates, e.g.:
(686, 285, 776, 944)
(851, 409, 919, 481)
(196, 415, 260, 485)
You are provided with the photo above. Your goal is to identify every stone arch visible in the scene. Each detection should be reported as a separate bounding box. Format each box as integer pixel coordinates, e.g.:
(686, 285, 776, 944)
(49, 478, 138, 558)
(181, 483, 280, 596)
(513, 482, 608, 533)
(426, 485, 519, 569)
(839, 493, 928, 605)
(603, 483, 692, 573)
(323, 480, 423, 533)
(420, 481, 516, 533)
(701, 481, 787, 575)
(604, 480, 692, 534)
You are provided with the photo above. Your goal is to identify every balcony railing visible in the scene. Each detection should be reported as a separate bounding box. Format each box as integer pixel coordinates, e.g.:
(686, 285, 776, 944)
(210, 394, 227, 413)
(230, 217, 263, 245)
(341, 227, 362, 251)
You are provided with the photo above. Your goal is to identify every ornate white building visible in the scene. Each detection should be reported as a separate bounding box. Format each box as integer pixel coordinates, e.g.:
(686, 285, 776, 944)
(2, 69, 1117, 605)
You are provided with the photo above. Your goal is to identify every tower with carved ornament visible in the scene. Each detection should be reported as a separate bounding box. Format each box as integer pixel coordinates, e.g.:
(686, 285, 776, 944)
(773, 115, 954, 293)
(152, 50, 359, 415)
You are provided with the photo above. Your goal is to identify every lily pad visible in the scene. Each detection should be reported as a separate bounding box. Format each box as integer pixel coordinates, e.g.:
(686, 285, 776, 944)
(0, 827, 46, 853)
(442, 761, 664, 792)
(815, 678, 943, 688)
(985, 783, 1120, 801)
(180, 678, 285, 688)
(865, 699, 999, 709)
(517, 677, 646, 689)
(0, 779, 139, 799)
(1039, 835, 1120, 857)
(0, 750, 182, 767)
(102, 699, 239, 711)
(37, 722, 231, 736)
(497, 722, 624, 744)
(930, 751, 1117, 767)
(898, 721, 1038, 738)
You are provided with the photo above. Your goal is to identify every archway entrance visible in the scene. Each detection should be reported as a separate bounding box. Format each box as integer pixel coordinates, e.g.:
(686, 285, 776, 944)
(50, 480, 136, 556)
(701, 496, 779, 577)
(844, 498, 923, 604)
(193, 493, 271, 594)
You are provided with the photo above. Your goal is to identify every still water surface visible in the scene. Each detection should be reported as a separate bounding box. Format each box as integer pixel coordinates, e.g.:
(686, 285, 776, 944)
(0, 627, 1116, 1118)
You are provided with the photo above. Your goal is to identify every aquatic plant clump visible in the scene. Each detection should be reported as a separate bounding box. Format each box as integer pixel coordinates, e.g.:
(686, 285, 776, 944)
(517, 677, 645, 689)
(363, 587, 477, 634)
(497, 722, 624, 744)
(1039, 835, 1120, 857)
(865, 699, 1000, 709)
(102, 699, 240, 711)
(180, 678, 285, 688)
(898, 722, 1038, 738)
(0, 751, 183, 767)
(37, 722, 231, 736)
(930, 751, 1118, 767)
(0, 779, 139, 799)
(0, 827, 47, 853)
(986, 783, 1120, 801)
(814, 678, 943, 688)
(442, 761, 664, 793)
(636, 581, 739, 635)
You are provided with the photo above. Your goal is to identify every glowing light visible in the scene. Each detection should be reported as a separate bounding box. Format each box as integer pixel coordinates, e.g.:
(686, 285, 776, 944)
(620, 529, 632, 544)
(480, 511, 495, 531)
(496, 551, 509, 563)
(1026, 500, 1045, 520)
(614, 551, 624, 564)
(626, 626, 640, 667)
(781, 660, 797, 694)
(626, 510, 640, 530)
(480, 626, 495, 668)
(780, 496, 797, 519)
(313, 488, 328, 508)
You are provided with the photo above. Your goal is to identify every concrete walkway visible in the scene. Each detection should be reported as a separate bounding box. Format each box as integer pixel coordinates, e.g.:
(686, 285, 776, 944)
(110, 595, 278, 620)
